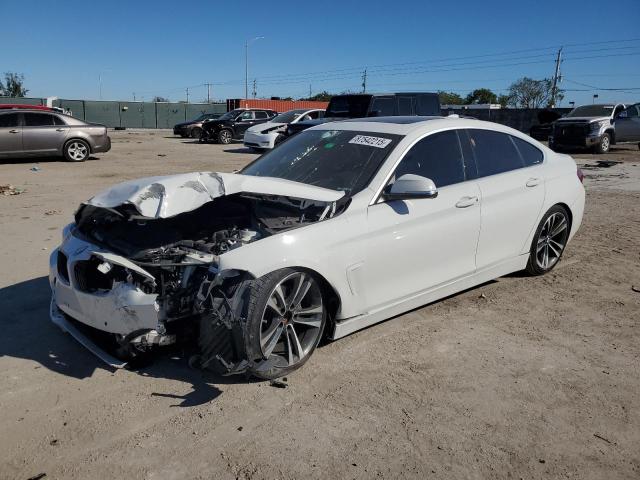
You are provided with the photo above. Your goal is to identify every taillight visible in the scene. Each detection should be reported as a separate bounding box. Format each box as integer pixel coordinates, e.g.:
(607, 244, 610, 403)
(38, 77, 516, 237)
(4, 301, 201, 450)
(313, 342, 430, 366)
(577, 168, 584, 183)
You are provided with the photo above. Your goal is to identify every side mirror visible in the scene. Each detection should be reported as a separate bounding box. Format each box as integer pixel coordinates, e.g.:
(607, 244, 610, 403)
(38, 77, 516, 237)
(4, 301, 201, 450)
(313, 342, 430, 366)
(383, 174, 438, 200)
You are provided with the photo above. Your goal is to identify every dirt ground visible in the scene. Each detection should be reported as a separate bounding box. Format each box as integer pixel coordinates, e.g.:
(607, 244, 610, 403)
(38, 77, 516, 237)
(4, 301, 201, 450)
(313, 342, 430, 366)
(1, 131, 639, 480)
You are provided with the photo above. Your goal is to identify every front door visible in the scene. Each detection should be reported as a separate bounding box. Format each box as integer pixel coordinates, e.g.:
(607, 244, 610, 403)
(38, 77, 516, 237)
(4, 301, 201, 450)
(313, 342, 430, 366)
(22, 112, 69, 154)
(0, 112, 23, 156)
(615, 104, 640, 142)
(363, 130, 482, 310)
(235, 111, 256, 138)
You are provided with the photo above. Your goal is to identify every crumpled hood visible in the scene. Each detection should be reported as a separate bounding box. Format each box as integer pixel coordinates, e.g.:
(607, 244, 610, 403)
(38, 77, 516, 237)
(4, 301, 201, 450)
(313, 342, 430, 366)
(556, 116, 610, 124)
(86, 172, 345, 219)
(247, 121, 285, 133)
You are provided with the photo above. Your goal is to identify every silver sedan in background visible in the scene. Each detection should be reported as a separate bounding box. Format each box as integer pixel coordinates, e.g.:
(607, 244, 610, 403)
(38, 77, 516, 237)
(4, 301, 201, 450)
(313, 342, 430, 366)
(0, 109, 111, 162)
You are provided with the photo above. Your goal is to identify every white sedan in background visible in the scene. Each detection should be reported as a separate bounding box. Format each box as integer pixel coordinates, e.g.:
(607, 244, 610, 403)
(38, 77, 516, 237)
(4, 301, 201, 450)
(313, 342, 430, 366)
(243, 108, 325, 150)
(50, 116, 584, 379)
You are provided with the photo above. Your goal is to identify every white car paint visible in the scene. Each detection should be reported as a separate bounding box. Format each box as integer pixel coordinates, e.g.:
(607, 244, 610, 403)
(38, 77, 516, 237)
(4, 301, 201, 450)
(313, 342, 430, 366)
(243, 109, 325, 150)
(50, 117, 585, 365)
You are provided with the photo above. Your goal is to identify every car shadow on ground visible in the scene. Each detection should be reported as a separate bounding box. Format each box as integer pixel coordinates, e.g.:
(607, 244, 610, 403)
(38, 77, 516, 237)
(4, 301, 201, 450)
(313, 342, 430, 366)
(223, 147, 258, 154)
(0, 276, 259, 407)
(0, 155, 101, 165)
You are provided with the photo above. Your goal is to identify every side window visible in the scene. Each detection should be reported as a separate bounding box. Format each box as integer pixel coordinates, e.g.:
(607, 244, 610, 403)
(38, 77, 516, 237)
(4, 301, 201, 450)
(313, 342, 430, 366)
(370, 97, 395, 116)
(317, 110, 325, 118)
(397, 97, 413, 115)
(511, 136, 543, 166)
(53, 115, 67, 126)
(308, 111, 321, 119)
(0, 113, 20, 128)
(626, 104, 639, 118)
(255, 111, 268, 119)
(416, 95, 441, 116)
(240, 111, 254, 120)
(393, 130, 466, 188)
(467, 129, 524, 177)
(24, 112, 55, 126)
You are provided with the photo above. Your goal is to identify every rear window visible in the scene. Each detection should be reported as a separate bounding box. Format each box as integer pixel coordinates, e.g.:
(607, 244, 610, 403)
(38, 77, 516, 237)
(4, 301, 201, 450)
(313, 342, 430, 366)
(24, 112, 55, 126)
(512, 137, 543, 166)
(467, 129, 524, 177)
(0, 113, 20, 128)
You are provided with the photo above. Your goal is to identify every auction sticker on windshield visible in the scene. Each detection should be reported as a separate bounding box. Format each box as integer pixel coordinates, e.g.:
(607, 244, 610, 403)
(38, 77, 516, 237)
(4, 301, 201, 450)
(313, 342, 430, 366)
(349, 135, 392, 148)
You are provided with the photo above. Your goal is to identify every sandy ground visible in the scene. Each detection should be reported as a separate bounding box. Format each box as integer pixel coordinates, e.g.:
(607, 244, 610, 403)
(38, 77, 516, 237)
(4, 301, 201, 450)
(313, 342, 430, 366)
(1, 131, 639, 480)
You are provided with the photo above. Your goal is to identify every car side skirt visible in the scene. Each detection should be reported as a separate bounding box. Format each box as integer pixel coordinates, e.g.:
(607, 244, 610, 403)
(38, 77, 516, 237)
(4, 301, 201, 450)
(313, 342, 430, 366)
(331, 254, 529, 339)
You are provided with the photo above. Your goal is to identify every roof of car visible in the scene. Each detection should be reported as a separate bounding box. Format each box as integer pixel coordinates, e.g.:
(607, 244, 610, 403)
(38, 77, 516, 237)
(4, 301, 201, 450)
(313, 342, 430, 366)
(308, 115, 534, 139)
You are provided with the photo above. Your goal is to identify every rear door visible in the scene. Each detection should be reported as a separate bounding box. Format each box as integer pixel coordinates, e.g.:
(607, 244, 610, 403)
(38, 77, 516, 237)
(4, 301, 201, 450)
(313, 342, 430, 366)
(22, 112, 69, 154)
(0, 112, 23, 156)
(464, 129, 545, 270)
(234, 111, 256, 137)
(615, 104, 640, 142)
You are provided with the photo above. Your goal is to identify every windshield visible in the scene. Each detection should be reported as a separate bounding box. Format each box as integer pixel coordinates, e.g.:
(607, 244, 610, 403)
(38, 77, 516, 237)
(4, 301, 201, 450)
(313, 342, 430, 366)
(566, 105, 614, 118)
(217, 109, 243, 121)
(271, 110, 308, 124)
(326, 95, 372, 118)
(241, 129, 402, 195)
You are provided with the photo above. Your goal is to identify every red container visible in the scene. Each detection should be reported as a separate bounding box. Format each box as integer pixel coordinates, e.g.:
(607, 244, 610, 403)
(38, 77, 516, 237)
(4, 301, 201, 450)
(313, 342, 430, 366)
(227, 99, 328, 113)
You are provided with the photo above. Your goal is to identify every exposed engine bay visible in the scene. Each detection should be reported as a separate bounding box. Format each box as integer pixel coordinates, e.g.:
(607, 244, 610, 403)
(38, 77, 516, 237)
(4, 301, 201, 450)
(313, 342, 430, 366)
(63, 192, 346, 368)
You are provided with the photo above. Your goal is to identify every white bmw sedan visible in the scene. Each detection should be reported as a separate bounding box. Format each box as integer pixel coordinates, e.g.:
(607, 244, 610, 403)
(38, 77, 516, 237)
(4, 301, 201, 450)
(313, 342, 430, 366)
(49, 116, 584, 379)
(243, 108, 325, 150)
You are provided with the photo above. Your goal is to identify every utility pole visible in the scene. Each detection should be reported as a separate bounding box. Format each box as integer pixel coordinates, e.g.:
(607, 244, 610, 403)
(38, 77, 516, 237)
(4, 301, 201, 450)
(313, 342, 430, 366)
(361, 68, 367, 93)
(309, 84, 312, 98)
(186, 87, 189, 104)
(252, 79, 257, 99)
(204, 82, 212, 103)
(550, 47, 562, 108)
(133, 92, 136, 101)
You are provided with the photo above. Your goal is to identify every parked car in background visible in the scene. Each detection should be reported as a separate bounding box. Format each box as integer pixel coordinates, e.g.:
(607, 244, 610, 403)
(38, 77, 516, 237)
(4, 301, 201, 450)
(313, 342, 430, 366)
(550, 103, 626, 153)
(49, 116, 584, 379)
(529, 109, 563, 141)
(613, 103, 640, 147)
(284, 92, 441, 137)
(0, 109, 110, 162)
(173, 113, 222, 139)
(200, 108, 277, 144)
(243, 108, 325, 150)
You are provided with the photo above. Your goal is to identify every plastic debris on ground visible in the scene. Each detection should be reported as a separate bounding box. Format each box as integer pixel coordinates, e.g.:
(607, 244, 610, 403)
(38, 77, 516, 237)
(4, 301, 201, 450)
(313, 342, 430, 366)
(0, 185, 26, 196)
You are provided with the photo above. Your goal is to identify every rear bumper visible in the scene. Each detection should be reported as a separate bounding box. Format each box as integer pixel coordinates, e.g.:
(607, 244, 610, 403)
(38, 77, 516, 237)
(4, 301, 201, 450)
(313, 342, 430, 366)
(93, 135, 111, 153)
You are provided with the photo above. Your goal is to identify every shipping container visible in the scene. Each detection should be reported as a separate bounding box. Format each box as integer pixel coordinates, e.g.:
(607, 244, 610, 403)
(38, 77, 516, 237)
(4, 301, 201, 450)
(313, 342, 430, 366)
(227, 99, 329, 113)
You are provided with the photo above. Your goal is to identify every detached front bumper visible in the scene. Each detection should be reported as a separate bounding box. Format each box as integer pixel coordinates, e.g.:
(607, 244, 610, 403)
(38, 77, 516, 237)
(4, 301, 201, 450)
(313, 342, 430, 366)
(243, 131, 276, 149)
(49, 232, 169, 366)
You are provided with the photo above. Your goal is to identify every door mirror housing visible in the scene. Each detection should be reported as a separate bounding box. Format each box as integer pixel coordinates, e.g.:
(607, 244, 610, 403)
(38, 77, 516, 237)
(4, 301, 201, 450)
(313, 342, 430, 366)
(383, 174, 438, 200)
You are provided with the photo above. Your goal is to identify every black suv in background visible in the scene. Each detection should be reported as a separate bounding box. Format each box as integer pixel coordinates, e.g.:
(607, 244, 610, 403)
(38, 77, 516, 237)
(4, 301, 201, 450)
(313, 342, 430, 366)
(173, 113, 222, 139)
(201, 108, 277, 144)
(285, 92, 441, 137)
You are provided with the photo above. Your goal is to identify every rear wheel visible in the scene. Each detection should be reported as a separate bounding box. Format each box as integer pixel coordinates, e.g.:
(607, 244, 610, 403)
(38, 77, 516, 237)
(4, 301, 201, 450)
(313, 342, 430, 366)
(526, 206, 570, 275)
(63, 139, 90, 162)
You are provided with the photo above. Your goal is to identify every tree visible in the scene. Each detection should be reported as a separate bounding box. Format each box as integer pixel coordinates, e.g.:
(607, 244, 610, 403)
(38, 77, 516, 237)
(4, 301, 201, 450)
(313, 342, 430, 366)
(497, 94, 511, 108)
(152, 96, 169, 102)
(300, 91, 332, 102)
(438, 91, 464, 105)
(0, 72, 28, 97)
(505, 77, 563, 108)
(465, 88, 497, 105)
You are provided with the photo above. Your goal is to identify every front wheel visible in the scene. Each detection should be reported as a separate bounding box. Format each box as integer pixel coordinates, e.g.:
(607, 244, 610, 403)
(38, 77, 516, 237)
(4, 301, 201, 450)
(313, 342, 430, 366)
(245, 269, 327, 379)
(594, 133, 611, 154)
(526, 206, 570, 275)
(63, 139, 90, 162)
(217, 129, 233, 144)
(190, 127, 203, 139)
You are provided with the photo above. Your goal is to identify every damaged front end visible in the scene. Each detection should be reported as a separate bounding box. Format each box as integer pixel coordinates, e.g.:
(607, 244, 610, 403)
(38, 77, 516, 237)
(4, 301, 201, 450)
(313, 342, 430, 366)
(49, 172, 345, 372)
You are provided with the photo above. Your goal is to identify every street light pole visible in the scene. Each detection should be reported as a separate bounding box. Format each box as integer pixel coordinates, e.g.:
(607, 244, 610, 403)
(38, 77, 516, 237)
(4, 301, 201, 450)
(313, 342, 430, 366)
(245, 36, 264, 100)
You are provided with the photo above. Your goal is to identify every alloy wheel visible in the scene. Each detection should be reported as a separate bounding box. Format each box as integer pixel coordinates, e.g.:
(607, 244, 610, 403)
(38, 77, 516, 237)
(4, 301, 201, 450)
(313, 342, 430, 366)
(535, 212, 569, 270)
(259, 272, 324, 367)
(67, 141, 88, 161)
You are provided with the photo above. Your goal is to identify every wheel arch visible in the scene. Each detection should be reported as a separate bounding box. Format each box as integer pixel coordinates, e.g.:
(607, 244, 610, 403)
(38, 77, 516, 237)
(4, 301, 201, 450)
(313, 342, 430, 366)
(604, 128, 615, 144)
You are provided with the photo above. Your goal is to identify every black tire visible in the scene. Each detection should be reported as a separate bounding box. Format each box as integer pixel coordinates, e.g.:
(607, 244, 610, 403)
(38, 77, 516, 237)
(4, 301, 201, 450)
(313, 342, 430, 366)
(594, 133, 611, 154)
(217, 129, 233, 144)
(274, 133, 286, 146)
(244, 268, 327, 379)
(525, 205, 571, 275)
(190, 127, 203, 139)
(63, 139, 90, 162)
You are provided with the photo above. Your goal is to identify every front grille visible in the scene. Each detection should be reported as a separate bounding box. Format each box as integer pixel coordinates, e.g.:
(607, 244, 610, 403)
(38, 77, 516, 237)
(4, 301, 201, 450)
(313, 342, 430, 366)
(554, 123, 589, 144)
(57, 251, 69, 283)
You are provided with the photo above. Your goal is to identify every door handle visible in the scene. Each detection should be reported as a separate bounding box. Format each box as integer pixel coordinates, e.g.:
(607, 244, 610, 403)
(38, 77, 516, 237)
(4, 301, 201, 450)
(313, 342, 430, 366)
(55, 128, 65, 132)
(9, 129, 19, 133)
(455, 196, 479, 208)
(526, 177, 541, 187)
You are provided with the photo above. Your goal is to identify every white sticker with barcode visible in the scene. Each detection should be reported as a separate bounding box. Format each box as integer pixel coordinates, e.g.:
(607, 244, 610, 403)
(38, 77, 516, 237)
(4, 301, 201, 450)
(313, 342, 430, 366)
(349, 135, 392, 148)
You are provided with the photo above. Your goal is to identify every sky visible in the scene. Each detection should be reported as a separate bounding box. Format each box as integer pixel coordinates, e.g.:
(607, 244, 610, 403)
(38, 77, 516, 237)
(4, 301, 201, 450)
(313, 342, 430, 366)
(3, 0, 640, 106)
